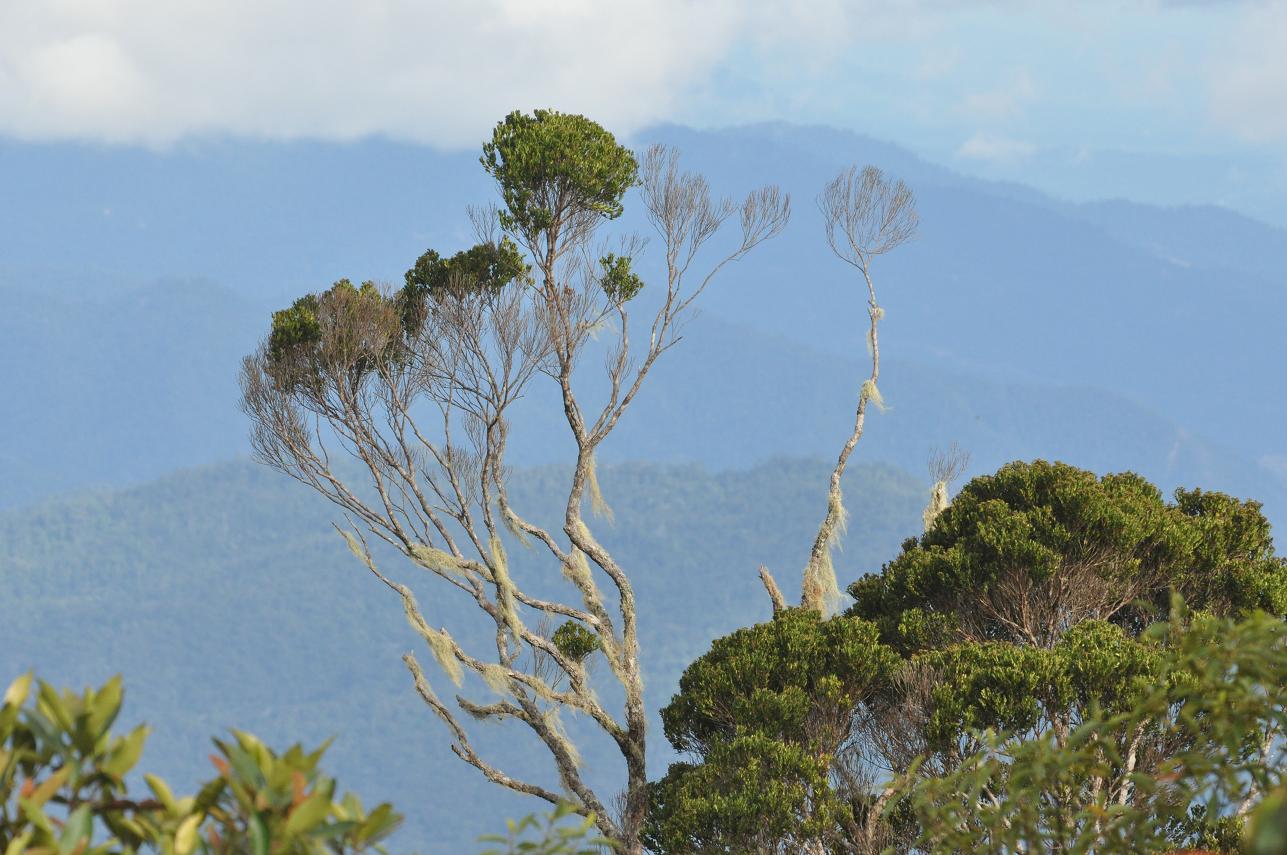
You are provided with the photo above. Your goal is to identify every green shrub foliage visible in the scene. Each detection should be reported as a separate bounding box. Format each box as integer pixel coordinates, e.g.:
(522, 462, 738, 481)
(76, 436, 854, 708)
(650, 460, 1287, 852)
(895, 601, 1286, 854)
(264, 279, 402, 394)
(645, 609, 897, 852)
(0, 674, 402, 855)
(551, 621, 601, 664)
(477, 803, 610, 855)
(847, 460, 1286, 653)
(481, 109, 638, 238)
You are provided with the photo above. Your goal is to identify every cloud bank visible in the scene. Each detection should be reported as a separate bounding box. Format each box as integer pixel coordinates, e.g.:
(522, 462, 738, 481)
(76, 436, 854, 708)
(0, 0, 863, 147)
(1, 0, 1284, 155)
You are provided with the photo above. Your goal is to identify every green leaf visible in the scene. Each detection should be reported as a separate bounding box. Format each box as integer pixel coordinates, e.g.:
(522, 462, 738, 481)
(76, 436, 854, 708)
(57, 805, 93, 855)
(173, 813, 202, 855)
(35, 683, 73, 732)
(3, 673, 32, 709)
(4, 830, 33, 855)
(144, 773, 178, 813)
(86, 676, 123, 742)
(102, 724, 149, 779)
(283, 792, 332, 837)
(249, 813, 269, 855)
(26, 767, 71, 808)
(222, 742, 264, 787)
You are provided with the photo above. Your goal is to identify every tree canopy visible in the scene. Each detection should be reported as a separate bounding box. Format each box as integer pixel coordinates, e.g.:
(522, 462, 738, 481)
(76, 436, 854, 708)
(848, 459, 1286, 653)
(650, 460, 1287, 853)
(242, 109, 791, 854)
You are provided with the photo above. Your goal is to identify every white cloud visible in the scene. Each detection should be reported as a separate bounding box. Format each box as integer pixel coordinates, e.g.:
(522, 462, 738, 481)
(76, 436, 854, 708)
(956, 131, 1036, 162)
(956, 69, 1039, 121)
(0, 0, 875, 147)
(1206, 3, 1287, 142)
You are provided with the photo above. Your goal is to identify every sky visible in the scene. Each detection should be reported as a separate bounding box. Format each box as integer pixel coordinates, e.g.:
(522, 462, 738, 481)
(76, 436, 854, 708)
(2, 1, 1286, 222)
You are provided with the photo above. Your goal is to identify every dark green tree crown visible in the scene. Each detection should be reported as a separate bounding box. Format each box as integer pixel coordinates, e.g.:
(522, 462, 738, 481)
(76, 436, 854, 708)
(847, 459, 1286, 652)
(660, 608, 897, 756)
(402, 238, 529, 300)
(266, 279, 400, 393)
(400, 238, 530, 335)
(647, 610, 897, 853)
(481, 109, 639, 240)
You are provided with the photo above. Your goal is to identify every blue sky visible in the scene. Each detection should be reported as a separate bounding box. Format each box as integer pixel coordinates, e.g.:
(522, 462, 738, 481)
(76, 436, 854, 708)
(3, 1, 1285, 222)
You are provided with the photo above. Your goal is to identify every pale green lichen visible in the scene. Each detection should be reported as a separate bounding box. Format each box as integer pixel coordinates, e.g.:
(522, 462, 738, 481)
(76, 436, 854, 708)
(586, 454, 614, 523)
(803, 489, 847, 613)
(409, 543, 473, 579)
(481, 663, 511, 696)
(571, 517, 594, 545)
(860, 379, 887, 412)
(403, 653, 451, 723)
(802, 548, 842, 615)
(340, 529, 375, 570)
(828, 489, 849, 540)
(501, 504, 532, 548)
(866, 305, 885, 356)
(399, 590, 462, 687)
(542, 707, 581, 770)
(489, 534, 523, 640)
(923, 479, 950, 532)
(561, 549, 593, 590)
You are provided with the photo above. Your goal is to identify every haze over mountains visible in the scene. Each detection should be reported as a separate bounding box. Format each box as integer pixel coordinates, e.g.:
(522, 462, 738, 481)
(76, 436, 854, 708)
(3, 120, 1286, 850)
(3, 121, 1284, 521)
(0, 457, 925, 852)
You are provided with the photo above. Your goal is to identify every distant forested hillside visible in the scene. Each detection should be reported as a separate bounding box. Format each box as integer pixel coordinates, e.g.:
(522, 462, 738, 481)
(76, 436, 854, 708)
(4, 279, 1283, 532)
(4, 122, 1285, 523)
(0, 456, 923, 852)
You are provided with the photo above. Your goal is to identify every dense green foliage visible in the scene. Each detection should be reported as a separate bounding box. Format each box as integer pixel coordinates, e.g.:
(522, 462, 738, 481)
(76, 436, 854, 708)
(895, 601, 1286, 853)
(550, 622, 600, 664)
(646, 610, 897, 852)
(265, 279, 404, 392)
(480, 110, 638, 238)
(848, 459, 1286, 653)
(594, 254, 643, 304)
(0, 674, 401, 855)
(0, 457, 923, 853)
(650, 460, 1287, 852)
(477, 804, 609, 855)
(401, 239, 529, 329)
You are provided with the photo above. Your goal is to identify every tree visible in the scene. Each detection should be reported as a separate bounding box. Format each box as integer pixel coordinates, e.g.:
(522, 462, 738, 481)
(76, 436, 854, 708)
(240, 109, 790, 853)
(0, 673, 402, 855)
(788, 165, 918, 614)
(650, 460, 1286, 851)
(644, 610, 898, 853)
(894, 599, 1286, 854)
(848, 460, 1286, 653)
(847, 461, 1286, 850)
(646, 165, 920, 854)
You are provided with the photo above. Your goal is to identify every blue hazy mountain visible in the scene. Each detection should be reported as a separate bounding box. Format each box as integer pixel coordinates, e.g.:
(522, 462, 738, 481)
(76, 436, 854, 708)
(4, 119, 1287, 852)
(3, 276, 1282, 528)
(0, 456, 925, 853)
(4, 122, 1284, 496)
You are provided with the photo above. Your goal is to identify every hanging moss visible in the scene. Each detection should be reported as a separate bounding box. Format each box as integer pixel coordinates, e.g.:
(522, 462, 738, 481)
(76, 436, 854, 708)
(586, 453, 614, 522)
(501, 504, 533, 548)
(922, 479, 950, 532)
(489, 534, 523, 640)
(542, 707, 582, 771)
(480, 663, 511, 696)
(397, 591, 462, 687)
(409, 543, 473, 579)
(860, 379, 886, 412)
